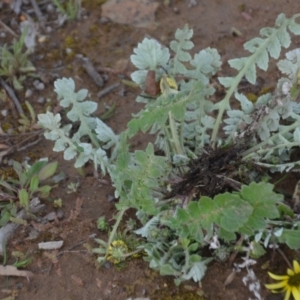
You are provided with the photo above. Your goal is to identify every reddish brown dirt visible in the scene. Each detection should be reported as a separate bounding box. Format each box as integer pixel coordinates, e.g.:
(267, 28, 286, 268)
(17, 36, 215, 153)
(1, 1, 300, 299)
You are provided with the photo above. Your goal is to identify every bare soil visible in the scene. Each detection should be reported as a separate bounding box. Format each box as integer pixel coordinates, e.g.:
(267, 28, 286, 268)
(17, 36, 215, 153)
(1, 1, 300, 299)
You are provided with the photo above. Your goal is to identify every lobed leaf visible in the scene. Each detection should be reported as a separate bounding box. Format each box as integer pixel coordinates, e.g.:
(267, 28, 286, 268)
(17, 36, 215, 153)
(130, 38, 170, 70)
(214, 193, 253, 232)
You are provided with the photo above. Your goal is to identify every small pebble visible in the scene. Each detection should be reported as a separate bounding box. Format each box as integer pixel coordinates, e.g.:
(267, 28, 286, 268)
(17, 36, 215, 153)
(27, 228, 40, 240)
(33, 80, 45, 90)
(38, 240, 64, 250)
(25, 89, 33, 98)
(16, 283, 23, 289)
(8, 159, 14, 166)
(42, 212, 57, 223)
(38, 35, 47, 43)
(104, 262, 111, 269)
(56, 209, 64, 220)
(10, 19, 18, 28)
(46, 26, 52, 33)
(173, 7, 179, 14)
(1, 109, 8, 117)
(0, 32, 6, 38)
(75, 54, 84, 59)
(37, 96, 45, 104)
(46, 4, 55, 13)
(36, 54, 45, 60)
(53, 60, 63, 68)
(100, 16, 109, 24)
(66, 48, 73, 55)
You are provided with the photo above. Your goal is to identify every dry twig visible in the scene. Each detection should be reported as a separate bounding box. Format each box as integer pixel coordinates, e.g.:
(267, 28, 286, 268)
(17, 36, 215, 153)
(0, 78, 24, 115)
(0, 130, 43, 160)
(81, 58, 104, 87)
(0, 20, 18, 37)
(29, 0, 45, 24)
(97, 82, 120, 98)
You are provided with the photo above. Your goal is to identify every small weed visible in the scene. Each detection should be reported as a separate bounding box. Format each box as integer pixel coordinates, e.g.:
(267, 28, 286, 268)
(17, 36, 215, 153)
(0, 160, 58, 227)
(0, 29, 36, 90)
(52, 0, 81, 21)
(67, 182, 79, 193)
(97, 216, 109, 231)
(12, 251, 32, 268)
(18, 101, 38, 132)
(53, 198, 62, 208)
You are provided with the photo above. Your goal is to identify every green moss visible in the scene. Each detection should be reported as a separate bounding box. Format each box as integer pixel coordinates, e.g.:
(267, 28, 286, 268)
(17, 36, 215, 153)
(89, 24, 99, 34)
(246, 93, 258, 103)
(88, 38, 99, 47)
(259, 86, 274, 95)
(238, 4, 246, 12)
(0, 167, 17, 180)
(2, 122, 12, 132)
(64, 35, 77, 49)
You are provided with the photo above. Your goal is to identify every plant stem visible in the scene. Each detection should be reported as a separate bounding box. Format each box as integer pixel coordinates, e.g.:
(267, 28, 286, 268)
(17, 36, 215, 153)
(105, 207, 128, 257)
(163, 127, 172, 161)
(276, 247, 292, 269)
(273, 174, 288, 186)
(168, 112, 185, 156)
(211, 18, 288, 147)
(122, 248, 144, 258)
(242, 120, 300, 159)
(0, 77, 24, 115)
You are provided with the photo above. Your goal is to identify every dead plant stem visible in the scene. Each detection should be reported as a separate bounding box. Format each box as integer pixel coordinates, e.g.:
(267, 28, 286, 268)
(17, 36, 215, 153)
(0, 78, 24, 115)
(276, 248, 292, 269)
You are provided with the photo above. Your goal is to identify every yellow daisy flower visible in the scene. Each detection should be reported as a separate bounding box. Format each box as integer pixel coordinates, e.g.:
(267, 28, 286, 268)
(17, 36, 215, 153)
(265, 260, 300, 300)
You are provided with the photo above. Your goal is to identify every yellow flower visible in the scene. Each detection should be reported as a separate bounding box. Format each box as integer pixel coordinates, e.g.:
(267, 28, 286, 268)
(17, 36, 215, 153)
(159, 74, 178, 95)
(107, 240, 128, 264)
(265, 260, 300, 300)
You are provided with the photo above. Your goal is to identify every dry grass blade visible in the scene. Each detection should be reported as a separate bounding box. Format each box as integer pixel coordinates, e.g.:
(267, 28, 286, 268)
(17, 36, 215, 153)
(0, 20, 17, 37)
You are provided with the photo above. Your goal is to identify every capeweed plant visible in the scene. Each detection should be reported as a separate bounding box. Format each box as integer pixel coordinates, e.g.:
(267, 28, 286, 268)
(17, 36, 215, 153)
(38, 13, 300, 285)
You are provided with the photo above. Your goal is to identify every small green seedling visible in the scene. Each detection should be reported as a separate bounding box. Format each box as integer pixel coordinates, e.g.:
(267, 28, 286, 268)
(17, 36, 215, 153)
(0, 29, 36, 90)
(97, 216, 109, 231)
(12, 251, 32, 268)
(53, 198, 63, 208)
(67, 182, 80, 194)
(52, 0, 81, 21)
(0, 160, 58, 224)
(18, 101, 38, 132)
